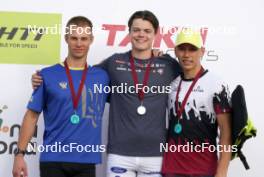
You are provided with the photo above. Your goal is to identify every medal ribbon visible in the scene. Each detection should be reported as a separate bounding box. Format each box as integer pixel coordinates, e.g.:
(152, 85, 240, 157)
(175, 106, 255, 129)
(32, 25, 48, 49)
(64, 60, 88, 112)
(175, 67, 204, 120)
(129, 53, 153, 101)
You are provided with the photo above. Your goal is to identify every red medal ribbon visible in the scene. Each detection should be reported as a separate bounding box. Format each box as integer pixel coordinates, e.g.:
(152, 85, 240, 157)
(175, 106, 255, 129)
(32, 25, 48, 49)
(129, 53, 153, 101)
(175, 67, 204, 119)
(64, 60, 88, 111)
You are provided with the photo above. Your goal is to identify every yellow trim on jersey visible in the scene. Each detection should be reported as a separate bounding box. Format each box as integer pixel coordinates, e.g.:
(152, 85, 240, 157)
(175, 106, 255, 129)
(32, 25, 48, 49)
(59, 62, 85, 70)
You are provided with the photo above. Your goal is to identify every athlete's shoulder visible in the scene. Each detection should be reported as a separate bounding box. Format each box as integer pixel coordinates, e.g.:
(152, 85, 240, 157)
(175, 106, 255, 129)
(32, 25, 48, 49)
(95, 51, 129, 70)
(204, 70, 225, 84)
(157, 53, 176, 62)
(89, 66, 110, 83)
(107, 51, 130, 61)
(203, 70, 229, 92)
(40, 63, 62, 75)
(89, 65, 108, 75)
(155, 54, 181, 78)
(170, 75, 182, 89)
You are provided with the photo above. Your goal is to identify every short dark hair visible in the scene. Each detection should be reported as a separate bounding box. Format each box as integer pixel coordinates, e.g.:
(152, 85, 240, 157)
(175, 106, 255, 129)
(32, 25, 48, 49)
(66, 16, 93, 34)
(128, 10, 159, 34)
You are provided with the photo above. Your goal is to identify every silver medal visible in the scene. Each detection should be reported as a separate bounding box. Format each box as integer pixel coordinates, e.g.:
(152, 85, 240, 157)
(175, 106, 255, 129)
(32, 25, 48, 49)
(137, 105, 146, 115)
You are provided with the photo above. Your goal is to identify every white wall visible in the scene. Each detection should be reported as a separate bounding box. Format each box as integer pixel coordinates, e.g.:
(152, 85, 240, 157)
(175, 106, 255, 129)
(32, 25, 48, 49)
(0, 0, 263, 176)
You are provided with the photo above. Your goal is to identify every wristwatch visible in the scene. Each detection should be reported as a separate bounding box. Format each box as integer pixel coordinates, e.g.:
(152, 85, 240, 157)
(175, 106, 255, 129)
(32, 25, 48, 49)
(14, 148, 26, 156)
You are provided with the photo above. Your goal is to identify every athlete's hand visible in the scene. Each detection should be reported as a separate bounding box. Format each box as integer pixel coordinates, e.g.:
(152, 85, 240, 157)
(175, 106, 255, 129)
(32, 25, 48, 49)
(32, 70, 42, 90)
(12, 155, 28, 177)
(152, 49, 163, 57)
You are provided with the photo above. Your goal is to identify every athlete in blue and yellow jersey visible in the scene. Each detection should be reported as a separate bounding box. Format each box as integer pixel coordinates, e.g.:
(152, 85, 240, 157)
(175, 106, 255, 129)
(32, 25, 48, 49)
(12, 16, 109, 177)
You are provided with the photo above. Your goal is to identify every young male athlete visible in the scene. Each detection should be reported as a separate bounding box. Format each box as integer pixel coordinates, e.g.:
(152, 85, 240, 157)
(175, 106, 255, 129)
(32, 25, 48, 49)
(98, 10, 181, 177)
(31, 10, 182, 177)
(162, 29, 232, 177)
(12, 16, 109, 177)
